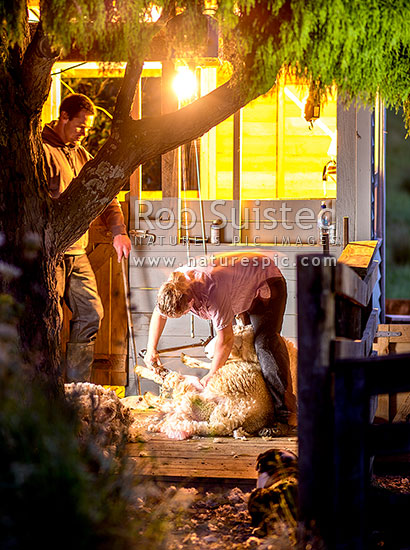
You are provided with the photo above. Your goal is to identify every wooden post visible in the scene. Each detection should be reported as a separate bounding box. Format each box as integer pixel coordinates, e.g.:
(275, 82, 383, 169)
(161, 61, 179, 199)
(297, 254, 336, 546)
(343, 216, 349, 249)
(322, 232, 330, 255)
(333, 361, 369, 550)
(129, 79, 141, 226)
(233, 109, 242, 243)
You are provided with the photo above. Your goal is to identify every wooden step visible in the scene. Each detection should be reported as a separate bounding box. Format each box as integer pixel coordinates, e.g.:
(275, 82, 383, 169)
(127, 431, 298, 481)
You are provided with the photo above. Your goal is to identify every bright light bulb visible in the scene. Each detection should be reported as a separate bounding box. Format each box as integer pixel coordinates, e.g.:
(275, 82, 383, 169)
(173, 68, 197, 102)
(149, 5, 162, 22)
(142, 4, 162, 22)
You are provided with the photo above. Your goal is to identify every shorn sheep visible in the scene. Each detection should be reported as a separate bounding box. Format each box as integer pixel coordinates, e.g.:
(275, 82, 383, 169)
(133, 323, 297, 440)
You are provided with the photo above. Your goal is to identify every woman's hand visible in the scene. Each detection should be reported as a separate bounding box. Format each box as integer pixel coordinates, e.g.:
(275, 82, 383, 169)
(201, 325, 234, 387)
(144, 348, 162, 370)
(200, 372, 214, 387)
(145, 309, 167, 371)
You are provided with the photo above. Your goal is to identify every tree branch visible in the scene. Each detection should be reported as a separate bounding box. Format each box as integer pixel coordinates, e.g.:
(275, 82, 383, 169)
(21, 22, 59, 114)
(51, 1, 287, 254)
(111, 57, 144, 130)
(126, 74, 270, 163)
(111, 4, 187, 131)
(52, 64, 276, 254)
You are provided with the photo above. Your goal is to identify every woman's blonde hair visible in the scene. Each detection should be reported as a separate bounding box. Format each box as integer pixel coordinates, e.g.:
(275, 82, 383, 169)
(156, 272, 192, 317)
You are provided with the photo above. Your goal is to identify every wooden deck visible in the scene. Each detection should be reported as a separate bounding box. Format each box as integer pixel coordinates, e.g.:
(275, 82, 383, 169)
(127, 431, 298, 488)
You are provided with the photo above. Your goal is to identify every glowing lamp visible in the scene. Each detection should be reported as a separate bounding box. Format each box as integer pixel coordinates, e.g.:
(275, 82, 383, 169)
(173, 67, 197, 102)
(142, 3, 162, 22)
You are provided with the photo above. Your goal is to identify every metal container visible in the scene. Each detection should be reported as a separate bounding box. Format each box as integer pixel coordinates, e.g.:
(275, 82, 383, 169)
(210, 219, 222, 244)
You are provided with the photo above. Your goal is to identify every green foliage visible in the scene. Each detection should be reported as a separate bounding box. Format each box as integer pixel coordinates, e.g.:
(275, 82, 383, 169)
(0, 0, 27, 46)
(39, 0, 156, 59)
(40, 0, 212, 61)
(279, 0, 410, 110)
(0, 257, 169, 550)
(3, 1, 410, 115)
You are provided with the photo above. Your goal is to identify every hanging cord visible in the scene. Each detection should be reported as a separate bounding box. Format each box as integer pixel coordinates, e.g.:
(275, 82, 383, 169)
(181, 142, 195, 338)
(181, 144, 191, 265)
(193, 139, 207, 257)
(193, 139, 214, 339)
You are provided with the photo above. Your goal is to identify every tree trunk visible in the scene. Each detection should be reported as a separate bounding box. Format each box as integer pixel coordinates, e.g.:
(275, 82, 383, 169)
(0, 92, 63, 396)
(16, 252, 63, 396)
(0, 5, 279, 392)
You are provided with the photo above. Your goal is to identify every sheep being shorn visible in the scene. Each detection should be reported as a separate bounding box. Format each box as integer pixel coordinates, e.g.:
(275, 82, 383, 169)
(134, 324, 297, 440)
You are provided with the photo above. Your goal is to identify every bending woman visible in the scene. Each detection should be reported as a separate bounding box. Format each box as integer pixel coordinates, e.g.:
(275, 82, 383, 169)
(144, 251, 297, 436)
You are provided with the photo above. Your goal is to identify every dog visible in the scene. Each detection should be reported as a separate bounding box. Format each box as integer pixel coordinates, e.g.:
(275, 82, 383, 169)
(248, 449, 298, 534)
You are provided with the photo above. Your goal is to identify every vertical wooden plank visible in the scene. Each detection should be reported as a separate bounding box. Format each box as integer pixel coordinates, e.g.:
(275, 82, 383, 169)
(333, 361, 369, 550)
(200, 67, 217, 200)
(233, 109, 242, 242)
(376, 323, 392, 424)
(233, 109, 242, 202)
(373, 98, 386, 323)
(297, 254, 336, 546)
(356, 106, 372, 240)
(337, 101, 357, 241)
(371, 246, 383, 325)
(42, 73, 61, 124)
(376, 324, 390, 356)
(389, 393, 398, 423)
(129, 78, 141, 226)
(276, 76, 285, 198)
(95, 253, 112, 355)
(161, 61, 179, 199)
(343, 216, 349, 249)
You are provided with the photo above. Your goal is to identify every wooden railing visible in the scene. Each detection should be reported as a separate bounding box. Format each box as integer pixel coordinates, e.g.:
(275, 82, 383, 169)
(332, 353, 410, 549)
(296, 241, 410, 549)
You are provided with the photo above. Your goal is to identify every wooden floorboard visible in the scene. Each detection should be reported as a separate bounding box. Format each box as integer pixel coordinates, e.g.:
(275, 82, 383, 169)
(127, 431, 298, 481)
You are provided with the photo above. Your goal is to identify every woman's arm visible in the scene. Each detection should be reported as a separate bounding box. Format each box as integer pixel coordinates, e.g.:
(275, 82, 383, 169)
(201, 324, 234, 387)
(144, 308, 167, 368)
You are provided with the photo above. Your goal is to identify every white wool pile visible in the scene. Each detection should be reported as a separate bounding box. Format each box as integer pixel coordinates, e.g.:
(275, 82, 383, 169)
(129, 324, 298, 441)
(65, 382, 132, 455)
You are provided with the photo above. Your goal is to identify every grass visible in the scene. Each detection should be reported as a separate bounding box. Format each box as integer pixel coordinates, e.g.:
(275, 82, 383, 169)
(385, 109, 410, 299)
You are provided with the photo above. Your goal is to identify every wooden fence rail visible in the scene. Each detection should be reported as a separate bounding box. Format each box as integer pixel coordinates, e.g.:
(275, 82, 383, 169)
(333, 354, 410, 549)
(297, 246, 410, 550)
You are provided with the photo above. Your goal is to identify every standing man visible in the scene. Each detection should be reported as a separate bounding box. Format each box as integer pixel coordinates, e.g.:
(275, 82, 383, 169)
(144, 251, 297, 436)
(42, 93, 131, 383)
